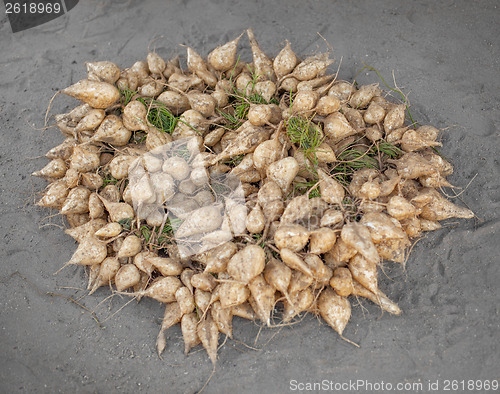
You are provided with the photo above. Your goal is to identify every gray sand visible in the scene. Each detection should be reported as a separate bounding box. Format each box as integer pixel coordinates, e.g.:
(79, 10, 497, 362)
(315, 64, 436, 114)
(1, 1, 499, 393)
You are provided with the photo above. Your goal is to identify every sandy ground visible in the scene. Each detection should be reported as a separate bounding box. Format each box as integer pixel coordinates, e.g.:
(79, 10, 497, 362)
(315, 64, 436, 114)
(1, 0, 499, 393)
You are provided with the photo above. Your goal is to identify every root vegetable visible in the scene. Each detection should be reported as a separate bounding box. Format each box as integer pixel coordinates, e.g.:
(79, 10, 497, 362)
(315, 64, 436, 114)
(401, 216, 422, 238)
(358, 180, 381, 200)
(419, 218, 443, 231)
(62, 80, 120, 109)
(323, 112, 357, 142)
(211, 124, 271, 164)
(227, 245, 265, 283)
(252, 82, 276, 104)
(290, 53, 333, 81)
(157, 91, 190, 115)
(349, 84, 381, 109)
(264, 257, 292, 298)
(274, 224, 310, 252)
(248, 104, 273, 126)
(324, 238, 357, 268)
(316, 142, 337, 163)
(291, 90, 318, 113)
(219, 280, 250, 308)
(108, 155, 137, 180)
(94, 222, 122, 238)
(330, 267, 353, 297)
(418, 172, 454, 188)
(320, 209, 344, 228)
(191, 272, 217, 292)
(328, 81, 356, 101)
(384, 104, 406, 133)
(316, 96, 341, 116)
(115, 264, 141, 291)
(186, 46, 217, 87)
(147, 52, 166, 75)
(146, 126, 173, 150)
(74, 109, 106, 133)
(420, 150, 453, 176)
(91, 115, 131, 146)
(196, 241, 237, 274)
(138, 276, 182, 303)
(32, 158, 67, 179)
(283, 287, 314, 322)
(133, 251, 156, 276)
(181, 269, 195, 294)
(65, 213, 90, 228)
(89, 257, 120, 295)
(197, 314, 219, 365)
(297, 74, 334, 92)
(149, 257, 183, 276)
(318, 288, 351, 337)
(318, 168, 344, 205)
(99, 184, 121, 202)
(309, 227, 337, 254)
(253, 139, 282, 175)
(280, 195, 312, 225)
(168, 72, 203, 92)
(341, 222, 379, 265)
(64, 170, 82, 192)
(419, 189, 474, 220)
(70, 146, 100, 172)
(186, 91, 216, 117)
(304, 254, 332, 285)
(99, 196, 135, 222)
(343, 107, 365, 130)
(156, 302, 182, 356)
(348, 254, 378, 293)
(400, 129, 442, 152)
(123, 101, 148, 131)
(181, 313, 201, 355)
(351, 280, 401, 315)
(365, 126, 383, 142)
(386, 126, 407, 144)
(280, 248, 312, 277)
(64, 218, 106, 242)
(87, 61, 120, 84)
(60, 186, 90, 215)
(176, 286, 196, 315)
(288, 270, 313, 294)
(81, 173, 103, 190)
(175, 205, 223, 238)
(247, 28, 275, 81)
(376, 238, 409, 264)
(204, 127, 225, 147)
(248, 274, 275, 325)
(280, 77, 299, 93)
(211, 301, 233, 338)
(349, 168, 379, 197)
(387, 196, 417, 221)
(266, 157, 299, 193)
(359, 212, 407, 243)
(45, 138, 77, 160)
(150, 172, 175, 203)
(273, 40, 298, 78)
(207, 33, 242, 72)
(246, 204, 265, 234)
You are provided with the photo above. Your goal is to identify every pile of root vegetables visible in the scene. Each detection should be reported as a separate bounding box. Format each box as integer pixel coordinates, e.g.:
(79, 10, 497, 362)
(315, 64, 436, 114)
(35, 29, 474, 364)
